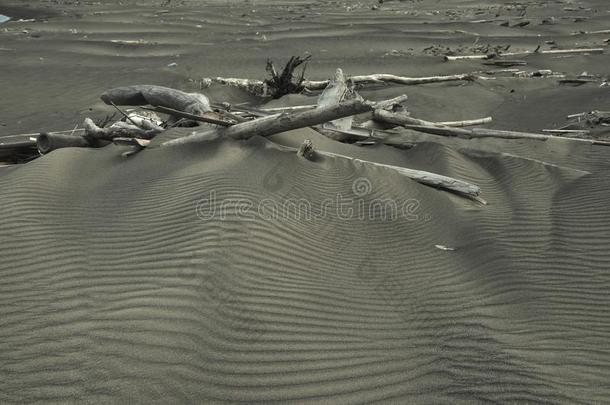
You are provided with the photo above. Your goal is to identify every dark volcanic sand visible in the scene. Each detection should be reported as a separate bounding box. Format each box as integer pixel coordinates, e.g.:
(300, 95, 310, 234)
(1, 0, 610, 403)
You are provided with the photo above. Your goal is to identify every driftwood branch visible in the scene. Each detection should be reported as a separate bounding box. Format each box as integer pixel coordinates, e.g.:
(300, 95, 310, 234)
(101, 85, 212, 115)
(374, 110, 610, 146)
(204, 73, 474, 96)
(304, 73, 475, 90)
(372, 109, 492, 128)
(164, 99, 375, 145)
(271, 141, 484, 202)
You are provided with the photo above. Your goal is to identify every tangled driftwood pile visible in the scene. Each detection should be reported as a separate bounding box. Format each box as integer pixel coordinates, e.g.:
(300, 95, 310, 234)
(2, 56, 609, 203)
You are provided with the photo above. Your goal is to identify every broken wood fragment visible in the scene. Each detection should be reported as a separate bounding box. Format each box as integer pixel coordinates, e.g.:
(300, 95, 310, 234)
(317, 68, 354, 137)
(84, 117, 162, 141)
(36, 132, 91, 154)
(297, 139, 315, 160)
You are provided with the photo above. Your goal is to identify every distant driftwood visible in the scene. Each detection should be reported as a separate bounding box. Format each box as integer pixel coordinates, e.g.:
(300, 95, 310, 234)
(205, 73, 474, 96)
(445, 47, 604, 61)
(373, 110, 610, 146)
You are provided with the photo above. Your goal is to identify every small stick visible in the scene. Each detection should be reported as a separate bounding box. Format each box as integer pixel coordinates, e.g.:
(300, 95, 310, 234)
(542, 129, 590, 135)
(110, 101, 140, 127)
(260, 105, 317, 112)
(436, 117, 493, 127)
(482, 60, 527, 67)
(143, 105, 234, 126)
(70, 124, 79, 136)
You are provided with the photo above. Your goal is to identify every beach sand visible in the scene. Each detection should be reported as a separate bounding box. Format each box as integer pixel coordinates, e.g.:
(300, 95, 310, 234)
(1, 0, 610, 403)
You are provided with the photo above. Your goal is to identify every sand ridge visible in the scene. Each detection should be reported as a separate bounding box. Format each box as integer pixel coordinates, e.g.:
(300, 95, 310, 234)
(1, 129, 609, 402)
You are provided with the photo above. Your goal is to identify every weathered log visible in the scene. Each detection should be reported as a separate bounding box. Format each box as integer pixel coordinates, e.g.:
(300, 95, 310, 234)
(101, 85, 212, 115)
(37, 132, 91, 154)
(164, 99, 375, 146)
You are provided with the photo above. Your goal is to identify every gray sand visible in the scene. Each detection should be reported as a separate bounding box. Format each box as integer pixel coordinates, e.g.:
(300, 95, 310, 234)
(1, 0, 610, 403)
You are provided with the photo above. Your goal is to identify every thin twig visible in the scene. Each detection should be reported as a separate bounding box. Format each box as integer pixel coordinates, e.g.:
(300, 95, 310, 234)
(110, 101, 140, 127)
